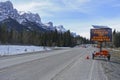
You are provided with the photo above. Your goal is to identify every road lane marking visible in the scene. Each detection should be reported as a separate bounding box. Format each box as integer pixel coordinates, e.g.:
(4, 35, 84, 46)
(89, 60, 95, 80)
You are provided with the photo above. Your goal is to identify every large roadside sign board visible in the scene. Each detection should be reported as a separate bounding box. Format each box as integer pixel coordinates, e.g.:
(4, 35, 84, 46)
(90, 28, 112, 42)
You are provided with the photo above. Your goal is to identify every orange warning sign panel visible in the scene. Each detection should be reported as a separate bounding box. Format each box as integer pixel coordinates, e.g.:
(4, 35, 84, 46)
(90, 28, 112, 42)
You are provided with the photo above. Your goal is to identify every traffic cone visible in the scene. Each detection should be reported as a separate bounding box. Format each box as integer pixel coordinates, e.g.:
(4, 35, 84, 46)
(86, 56, 89, 59)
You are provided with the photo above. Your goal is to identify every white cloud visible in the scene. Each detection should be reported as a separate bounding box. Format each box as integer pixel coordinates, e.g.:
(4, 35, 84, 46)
(59, 0, 92, 13)
(13, 0, 72, 17)
(13, 1, 56, 17)
(2, 0, 120, 15)
(14, 1, 52, 11)
(62, 0, 91, 8)
(12, 0, 118, 16)
(93, 17, 120, 30)
(13, 0, 92, 14)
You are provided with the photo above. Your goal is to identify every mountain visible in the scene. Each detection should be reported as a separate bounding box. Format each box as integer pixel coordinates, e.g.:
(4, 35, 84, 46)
(44, 22, 55, 31)
(0, 18, 27, 32)
(0, 1, 77, 36)
(55, 25, 67, 33)
(20, 12, 42, 24)
(0, 1, 19, 21)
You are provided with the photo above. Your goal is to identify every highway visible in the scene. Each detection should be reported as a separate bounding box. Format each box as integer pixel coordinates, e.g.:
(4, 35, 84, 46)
(0, 47, 107, 80)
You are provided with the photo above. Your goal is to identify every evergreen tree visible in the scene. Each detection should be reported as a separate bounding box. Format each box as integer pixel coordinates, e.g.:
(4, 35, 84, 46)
(112, 29, 116, 47)
(0, 24, 92, 47)
(1, 24, 8, 44)
(114, 32, 120, 47)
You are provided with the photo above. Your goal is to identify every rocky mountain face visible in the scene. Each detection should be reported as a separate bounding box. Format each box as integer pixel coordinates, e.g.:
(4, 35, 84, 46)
(0, 1, 19, 21)
(55, 25, 67, 33)
(0, 1, 77, 36)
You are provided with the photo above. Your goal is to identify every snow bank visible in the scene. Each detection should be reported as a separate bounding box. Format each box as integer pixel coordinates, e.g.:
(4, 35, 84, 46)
(0, 45, 51, 56)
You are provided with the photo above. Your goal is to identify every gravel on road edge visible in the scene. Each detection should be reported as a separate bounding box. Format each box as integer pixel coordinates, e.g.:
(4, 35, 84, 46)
(101, 48, 120, 80)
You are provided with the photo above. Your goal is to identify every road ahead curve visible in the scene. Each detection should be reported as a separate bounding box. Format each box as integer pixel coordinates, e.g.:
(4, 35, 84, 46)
(0, 47, 107, 80)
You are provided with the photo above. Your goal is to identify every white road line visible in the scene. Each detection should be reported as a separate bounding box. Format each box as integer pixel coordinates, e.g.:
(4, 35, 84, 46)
(89, 60, 95, 80)
(99, 61, 108, 80)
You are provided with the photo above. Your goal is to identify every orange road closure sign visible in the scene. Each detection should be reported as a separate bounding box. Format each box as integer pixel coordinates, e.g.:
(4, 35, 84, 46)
(90, 28, 112, 42)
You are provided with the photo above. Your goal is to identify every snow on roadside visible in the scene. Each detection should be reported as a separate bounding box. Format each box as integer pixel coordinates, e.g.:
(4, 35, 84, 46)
(0, 45, 51, 56)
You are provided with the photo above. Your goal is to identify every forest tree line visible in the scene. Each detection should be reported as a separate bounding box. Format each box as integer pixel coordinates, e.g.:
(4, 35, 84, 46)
(0, 25, 91, 47)
(113, 29, 120, 48)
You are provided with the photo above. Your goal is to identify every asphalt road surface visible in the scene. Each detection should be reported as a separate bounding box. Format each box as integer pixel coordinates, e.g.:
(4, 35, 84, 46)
(0, 46, 107, 80)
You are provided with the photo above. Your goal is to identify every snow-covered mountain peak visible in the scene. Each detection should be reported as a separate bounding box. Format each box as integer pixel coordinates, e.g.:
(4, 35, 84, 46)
(48, 22, 53, 27)
(45, 22, 53, 27)
(56, 25, 67, 32)
(0, 1, 42, 24)
(0, 1, 19, 21)
(21, 12, 41, 24)
(43, 22, 55, 30)
(0, 1, 13, 10)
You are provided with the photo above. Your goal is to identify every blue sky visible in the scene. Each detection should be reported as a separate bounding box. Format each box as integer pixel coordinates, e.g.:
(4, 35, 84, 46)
(1, 0, 120, 38)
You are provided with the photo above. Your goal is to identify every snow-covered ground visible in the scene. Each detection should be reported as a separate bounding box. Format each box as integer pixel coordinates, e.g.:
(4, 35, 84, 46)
(0, 45, 51, 56)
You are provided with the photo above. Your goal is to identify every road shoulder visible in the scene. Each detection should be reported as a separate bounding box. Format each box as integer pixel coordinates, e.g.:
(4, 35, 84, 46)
(101, 48, 120, 80)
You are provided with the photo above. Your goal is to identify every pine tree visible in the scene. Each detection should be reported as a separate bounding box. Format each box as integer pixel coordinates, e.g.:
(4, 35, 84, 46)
(1, 24, 8, 44)
(114, 32, 120, 47)
(112, 29, 116, 47)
